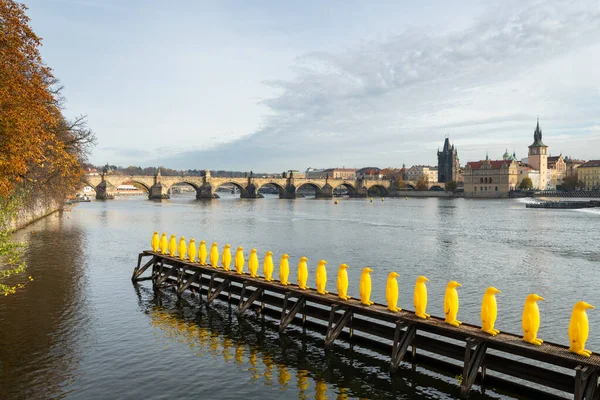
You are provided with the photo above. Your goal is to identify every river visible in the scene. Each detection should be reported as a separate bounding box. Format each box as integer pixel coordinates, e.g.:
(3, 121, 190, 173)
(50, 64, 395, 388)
(1, 194, 599, 399)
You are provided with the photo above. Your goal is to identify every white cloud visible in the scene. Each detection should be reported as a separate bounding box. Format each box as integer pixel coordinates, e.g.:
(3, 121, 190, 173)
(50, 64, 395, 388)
(143, 0, 600, 170)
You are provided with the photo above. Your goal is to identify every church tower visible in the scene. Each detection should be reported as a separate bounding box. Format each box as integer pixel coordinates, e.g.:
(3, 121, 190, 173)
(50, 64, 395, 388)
(528, 118, 548, 189)
(437, 137, 458, 183)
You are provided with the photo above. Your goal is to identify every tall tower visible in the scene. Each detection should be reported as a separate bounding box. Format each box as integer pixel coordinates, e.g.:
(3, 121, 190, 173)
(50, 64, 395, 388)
(528, 118, 548, 189)
(437, 137, 458, 183)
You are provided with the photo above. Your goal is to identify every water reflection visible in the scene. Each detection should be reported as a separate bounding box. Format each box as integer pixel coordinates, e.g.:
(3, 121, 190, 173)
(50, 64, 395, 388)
(135, 284, 510, 400)
(0, 216, 90, 400)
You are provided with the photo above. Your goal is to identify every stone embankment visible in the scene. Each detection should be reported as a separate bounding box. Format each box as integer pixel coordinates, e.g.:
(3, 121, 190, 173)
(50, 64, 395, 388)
(6, 197, 63, 231)
(534, 190, 600, 198)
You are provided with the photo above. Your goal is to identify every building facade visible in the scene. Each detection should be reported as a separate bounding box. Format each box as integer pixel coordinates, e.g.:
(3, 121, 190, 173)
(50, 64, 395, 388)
(577, 160, 600, 190)
(547, 154, 566, 188)
(527, 119, 548, 190)
(323, 168, 357, 179)
(407, 165, 438, 182)
(463, 158, 519, 197)
(437, 137, 459, 183)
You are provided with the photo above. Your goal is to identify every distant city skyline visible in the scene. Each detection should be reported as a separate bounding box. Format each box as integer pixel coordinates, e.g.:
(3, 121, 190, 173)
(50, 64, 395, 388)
(27, 0, 600, 171)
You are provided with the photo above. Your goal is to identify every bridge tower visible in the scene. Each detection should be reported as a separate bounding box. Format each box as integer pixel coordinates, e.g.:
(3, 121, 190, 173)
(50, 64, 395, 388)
(95, 168, 115, 200)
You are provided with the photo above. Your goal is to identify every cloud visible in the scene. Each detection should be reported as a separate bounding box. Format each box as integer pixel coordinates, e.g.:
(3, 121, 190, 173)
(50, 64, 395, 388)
(151, 0, 600, 171)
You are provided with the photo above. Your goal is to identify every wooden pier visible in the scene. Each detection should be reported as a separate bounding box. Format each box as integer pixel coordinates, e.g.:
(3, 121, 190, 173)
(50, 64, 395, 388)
(132, 251, 600, 400)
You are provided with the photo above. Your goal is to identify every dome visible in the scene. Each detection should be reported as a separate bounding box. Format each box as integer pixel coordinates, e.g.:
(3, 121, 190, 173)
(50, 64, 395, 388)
(502, 149, 510, 160)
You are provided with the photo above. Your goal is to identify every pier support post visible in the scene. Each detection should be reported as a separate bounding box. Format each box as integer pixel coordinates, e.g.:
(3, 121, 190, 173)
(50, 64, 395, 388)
(279, 293, 305, 333)
(316, 183, 333, 199)
(324, 305, 353, 348)
(155, 265, 179, 287)
(131, 254, 157, 282)
(390, 321, 417, 372)
(178, 270, 202, 296)
(207, 274, 230, 304)
(574, 366, 599, 400)
(238, 281, 264, 315)
(460, 338, 488, 397)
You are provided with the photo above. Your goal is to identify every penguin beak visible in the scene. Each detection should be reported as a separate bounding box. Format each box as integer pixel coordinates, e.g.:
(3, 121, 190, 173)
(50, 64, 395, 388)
(584, 302, 595, 310)
(495, 288, 502, 294)
(456, 282, 462, 287)
(424, 277, 429, 282)
(536, 295, 545, 301)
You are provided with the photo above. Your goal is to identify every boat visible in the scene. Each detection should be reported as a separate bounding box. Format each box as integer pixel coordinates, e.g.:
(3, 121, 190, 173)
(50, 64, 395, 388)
(72, 194, 92, 203)
(526, 200, 600, 209)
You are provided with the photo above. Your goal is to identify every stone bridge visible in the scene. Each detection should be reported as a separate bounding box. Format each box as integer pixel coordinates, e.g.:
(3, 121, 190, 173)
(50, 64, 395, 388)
(84, 170, 443, 200)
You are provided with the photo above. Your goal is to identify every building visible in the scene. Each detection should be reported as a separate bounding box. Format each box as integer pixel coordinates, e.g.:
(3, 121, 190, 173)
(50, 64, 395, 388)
(527, 119, 548, 190)
(437, 137, 459, 183)
(463, 157, 519, 197)
(356, 167, 383, 179)
(323, 168, 357, 180)
(517, 163, 540, 189)
(287, 170, 305, 178)
(406, 165, 438, 182)
(547, 154, 566, 188)
(577, 160, 600, 190)
(564, 157, 585, 178)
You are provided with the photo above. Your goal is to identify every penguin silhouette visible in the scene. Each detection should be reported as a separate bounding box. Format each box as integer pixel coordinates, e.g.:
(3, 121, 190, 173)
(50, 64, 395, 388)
(187, 238, 197, 262)
(481, 286, 501, 336)
(316, 260, 328, 294)
(359, 267, 374, 305)
(279, 254, 290, 285)
(168, 234, 177, 257)
(178, 236, 187, 260)
(151, 231, 159, 252)
(315, 380, 327, 400)
(209, 242, 219, 268)
(444, 280, 462, 326)
(263, 251, 274, 281)
(199, 240, 207, 265)
(222, 244, 232, 271)
(297, 256, 309, 289)
(234, 246, 245, 274)
(522, 293, 544, 345)
(370, 197, 373, 203)
(249, 249, 259, 277)
(386, 272, 401, 312)
(159, 232, 168, 255)
(568, 301, 595, 357)
(414, 275, 430, 319)
(337, 264, 351, 300)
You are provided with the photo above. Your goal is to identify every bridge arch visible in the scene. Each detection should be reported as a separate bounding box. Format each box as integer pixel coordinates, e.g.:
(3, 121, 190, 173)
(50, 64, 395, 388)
(366, 184, 388, 196)
(212, 181, 249, 197)
(120, 179, 151, 192)
(429, 185, 444, 191)
(331, 182, 357, 196)
(294, 182, 324, 197)
(256, 182, 285, 197)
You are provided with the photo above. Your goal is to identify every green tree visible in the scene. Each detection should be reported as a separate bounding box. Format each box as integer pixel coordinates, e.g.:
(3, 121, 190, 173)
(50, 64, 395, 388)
(561, 175, 584, 191)
(416, 177, 429, 191)
(519, 177, 533, 190)
(444, 180, 458, 192)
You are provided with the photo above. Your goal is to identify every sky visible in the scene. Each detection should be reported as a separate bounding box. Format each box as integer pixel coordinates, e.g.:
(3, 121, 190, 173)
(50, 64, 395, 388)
(26, 0, 600, 172)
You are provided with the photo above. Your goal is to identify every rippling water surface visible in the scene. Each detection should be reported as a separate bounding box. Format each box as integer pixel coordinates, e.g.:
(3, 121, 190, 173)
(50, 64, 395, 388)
(1, 194, 599, 399)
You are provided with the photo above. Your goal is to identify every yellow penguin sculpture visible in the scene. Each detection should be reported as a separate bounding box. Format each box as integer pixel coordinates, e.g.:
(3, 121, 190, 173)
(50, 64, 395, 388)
(199, 240, 207, 265)
(359, 267, 374, 306)
(316, 260, 328, 294)
(221, 244, 232, 271)
(481, 287, 501, 336)
(568, 301, 595, 357)
(178, 236, 187, 260)
(168, 234, 177, 257)
(234, 246, 245, 274)
(297, 256, 309, 289)
(263, 251, 274, 281)
(414, 276, 430, 319)
(279, 254, 290, 285)
(151, 231, 159, 252)
(337, 264, 350, 300)
(209, 242, 219, 268)
(249, 248, 259, 277)
(187, 239, 197, 262)
(444, 280, 462, 326)
(522, 293, 544, 345)
(159, 232, 168, 255)
(386, 272, 401, 312)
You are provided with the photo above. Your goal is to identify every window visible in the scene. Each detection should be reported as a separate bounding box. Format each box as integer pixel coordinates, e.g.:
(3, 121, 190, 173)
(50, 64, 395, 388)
(480, 178, 483, 183)
(484, 187, 487, 191)
(474, 187, 477, 192)
(484, 177, 488, 183)
(489, 178, 492, 183)
(495, 186, 498, 191)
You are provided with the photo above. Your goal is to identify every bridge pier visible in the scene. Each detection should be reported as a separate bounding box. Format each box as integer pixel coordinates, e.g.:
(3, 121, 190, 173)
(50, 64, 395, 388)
(196, 183, 215, 199)
(315, 183, 333, 199)
(149, 183, 169, 200)
(95, 179, 115, 200)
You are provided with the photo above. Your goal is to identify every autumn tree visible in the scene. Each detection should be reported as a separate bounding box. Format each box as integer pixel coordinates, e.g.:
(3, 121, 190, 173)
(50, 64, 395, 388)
(444, 180, 458, 192)
(519, 177, 533, 190)
(415, 176, 429, 191)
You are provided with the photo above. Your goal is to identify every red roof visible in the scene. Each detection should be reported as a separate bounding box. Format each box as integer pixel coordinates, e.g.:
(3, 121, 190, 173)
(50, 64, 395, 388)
(466, 160, 513, 170)
(579, 160, 600, 168)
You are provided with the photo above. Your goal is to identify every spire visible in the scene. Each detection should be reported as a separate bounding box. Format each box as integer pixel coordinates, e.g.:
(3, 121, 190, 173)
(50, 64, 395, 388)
(442, 137, 450, 152)
(530, 118, 546, 148)
(485, 151, 489, 161)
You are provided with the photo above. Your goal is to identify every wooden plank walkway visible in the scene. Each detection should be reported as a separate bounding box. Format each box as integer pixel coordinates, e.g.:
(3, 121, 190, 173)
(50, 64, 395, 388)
(132, 251, 600, 400)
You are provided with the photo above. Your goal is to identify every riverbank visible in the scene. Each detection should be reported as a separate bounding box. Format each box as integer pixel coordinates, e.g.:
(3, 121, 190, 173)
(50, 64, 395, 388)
(6, 197, 64, 231)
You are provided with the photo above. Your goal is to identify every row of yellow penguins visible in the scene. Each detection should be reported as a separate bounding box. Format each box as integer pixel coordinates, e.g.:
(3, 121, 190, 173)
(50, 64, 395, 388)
(151, 232, 594, 358)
